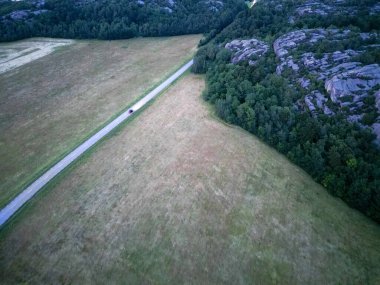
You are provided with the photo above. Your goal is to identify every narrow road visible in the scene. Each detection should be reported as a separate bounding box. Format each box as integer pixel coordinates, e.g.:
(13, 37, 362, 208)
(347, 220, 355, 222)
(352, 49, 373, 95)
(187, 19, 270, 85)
(0, 59, 194, 227)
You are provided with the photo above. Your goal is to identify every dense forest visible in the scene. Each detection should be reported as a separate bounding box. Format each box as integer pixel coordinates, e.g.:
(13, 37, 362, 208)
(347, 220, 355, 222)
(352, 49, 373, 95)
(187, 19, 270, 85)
(0, 0, 245, 41)
(193, 0, 380, 222)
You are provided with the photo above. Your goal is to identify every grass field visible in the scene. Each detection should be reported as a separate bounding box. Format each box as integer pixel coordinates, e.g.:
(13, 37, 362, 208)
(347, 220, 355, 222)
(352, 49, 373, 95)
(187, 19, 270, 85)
(0, 35, 201, 208)
(0, 74, 379, 284)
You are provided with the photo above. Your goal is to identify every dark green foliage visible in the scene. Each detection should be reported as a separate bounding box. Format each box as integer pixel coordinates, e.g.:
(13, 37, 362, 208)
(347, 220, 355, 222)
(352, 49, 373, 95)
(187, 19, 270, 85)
(194, 0, 380, 222)
(0, 0, 246, 41)
(354, 48, 380, 65)
(0, 1, 33, 17)
(361, 112, 378, 125)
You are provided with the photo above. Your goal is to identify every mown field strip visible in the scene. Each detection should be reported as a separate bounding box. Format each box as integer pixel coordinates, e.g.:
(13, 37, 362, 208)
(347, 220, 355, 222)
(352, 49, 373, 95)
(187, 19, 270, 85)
(0, 59, 193, 227)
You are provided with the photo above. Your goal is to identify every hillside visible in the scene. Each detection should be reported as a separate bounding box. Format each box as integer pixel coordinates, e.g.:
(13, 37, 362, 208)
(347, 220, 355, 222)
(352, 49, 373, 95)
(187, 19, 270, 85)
(0, 0, 245, 41)
(194, 0, 380, 222)
(0, 74, 379, 284)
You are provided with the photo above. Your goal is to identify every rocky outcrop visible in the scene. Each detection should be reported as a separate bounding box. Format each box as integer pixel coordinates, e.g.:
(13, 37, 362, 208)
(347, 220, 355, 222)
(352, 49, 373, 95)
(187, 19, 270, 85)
(0, 0, 47, 20)
(226, 22, 380, 141)
(292, 0, 360, 18)
(276, 56, 299, 74)
(299, 50, 363, 80)
(325, 64, 380, 103)
(304, 91, 334, 116)
(4, 9, 48, 21)
(75, 0, 97, 6)
(203, 0, 224, 12)
(320, 62, 362, 80)
(298, 77, 311, 89)
(271, 27, 380, 142)
(7, 10, 29, 21)
(296, 1, 333, 16)
(370, 2, 380, 15)
(274, 29, 354, 60)
(273, 30, 307, 58)
(225, 38, 269, 65)
(376, 90, 380, 113)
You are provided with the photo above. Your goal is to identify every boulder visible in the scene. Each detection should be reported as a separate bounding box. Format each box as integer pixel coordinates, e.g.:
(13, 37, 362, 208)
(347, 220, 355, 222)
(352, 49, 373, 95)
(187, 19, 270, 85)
(298, 77, 311, 89)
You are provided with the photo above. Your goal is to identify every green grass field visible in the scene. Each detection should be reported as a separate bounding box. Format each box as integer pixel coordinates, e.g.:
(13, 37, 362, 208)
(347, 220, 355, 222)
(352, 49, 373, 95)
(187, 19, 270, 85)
(0, 74, 379, 284)
(0, 35, 201, 208)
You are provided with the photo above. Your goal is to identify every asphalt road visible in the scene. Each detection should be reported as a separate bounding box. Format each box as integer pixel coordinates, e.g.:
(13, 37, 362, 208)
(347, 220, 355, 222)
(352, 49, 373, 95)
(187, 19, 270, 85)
(0, 59, 194, 227)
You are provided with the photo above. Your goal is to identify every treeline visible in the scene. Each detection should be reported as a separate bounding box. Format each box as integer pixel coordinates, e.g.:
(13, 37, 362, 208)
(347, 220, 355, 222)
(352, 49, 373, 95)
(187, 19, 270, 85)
(207, 0, 380, 45)
(193, 0, 380, 222)
(0, 0, 245, 41)
(0, 0, 33, 16)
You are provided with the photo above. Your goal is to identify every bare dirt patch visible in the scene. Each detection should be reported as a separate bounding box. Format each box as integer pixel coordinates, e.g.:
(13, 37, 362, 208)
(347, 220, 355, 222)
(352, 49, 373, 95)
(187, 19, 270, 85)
(0, 35, 200, 207)
(0, 38, 73, 74)
(0, 74, 379, 284)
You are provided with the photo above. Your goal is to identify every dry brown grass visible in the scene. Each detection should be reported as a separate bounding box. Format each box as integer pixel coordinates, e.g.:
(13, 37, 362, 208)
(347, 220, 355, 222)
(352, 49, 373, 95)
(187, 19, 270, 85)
(0, 35, 201, 207)
(0, 74, 379, 284)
